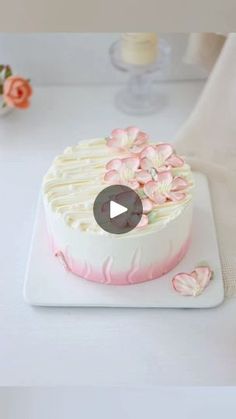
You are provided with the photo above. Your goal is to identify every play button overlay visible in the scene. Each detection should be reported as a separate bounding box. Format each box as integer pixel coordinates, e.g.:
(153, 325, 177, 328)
(110, 201, 128, 219)
(93, 185, 143, 234)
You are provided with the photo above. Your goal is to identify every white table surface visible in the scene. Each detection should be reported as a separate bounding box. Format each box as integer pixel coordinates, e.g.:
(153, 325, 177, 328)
(1, 387, 236, 419)
(1, 82, 236, 386)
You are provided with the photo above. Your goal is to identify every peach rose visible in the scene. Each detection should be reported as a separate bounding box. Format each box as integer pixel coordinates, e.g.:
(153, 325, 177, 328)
(3, 76, 32, 109)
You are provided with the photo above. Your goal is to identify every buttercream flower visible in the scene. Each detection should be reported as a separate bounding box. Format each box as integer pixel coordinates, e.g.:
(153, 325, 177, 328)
(135, 198, 153, 228)
(140, 144, 184, 172)
(3, 75, 32, 109)
(142, 197, 153, 213)
(144, 171, 188, 204)
(104, 157, 140, 189)
(172, 267, 213, 296)
(107, 126, 149, 153)
(135, 169, 152, 184)
(137, 214, 149, 228)
(131, 199, 153, 229)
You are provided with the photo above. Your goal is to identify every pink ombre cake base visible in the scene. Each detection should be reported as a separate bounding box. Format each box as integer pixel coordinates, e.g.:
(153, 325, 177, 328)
(51, 235, 191, 286)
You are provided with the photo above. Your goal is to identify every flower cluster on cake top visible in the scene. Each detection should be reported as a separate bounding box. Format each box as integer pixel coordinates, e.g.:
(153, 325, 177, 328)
(104, 127, 189, 228)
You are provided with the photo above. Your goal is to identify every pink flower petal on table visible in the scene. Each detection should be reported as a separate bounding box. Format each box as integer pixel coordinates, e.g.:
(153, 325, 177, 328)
(172, 266, 213, 296)
(171, 176, 188, 191)
(137, 214, 149, 228)
(167, 154, 184, 167)
(193, 267, 212, 288)
(172, 273, 199, 296)
(106, 158, 122, 171)
(104, 170, 120, 184)
(142, 198, 153, 213)
(136, 170, 152, 184)
(156, 143, 173, 160)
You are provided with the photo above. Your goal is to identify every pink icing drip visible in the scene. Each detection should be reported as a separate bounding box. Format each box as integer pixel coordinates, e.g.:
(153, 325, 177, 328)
(51, 235, 191, 286)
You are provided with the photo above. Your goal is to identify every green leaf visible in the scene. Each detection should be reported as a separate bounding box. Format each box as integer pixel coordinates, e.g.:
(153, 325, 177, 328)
(148, 211, 158, 224)
(137, 189, 146, 199)
(5, 65, 12, 78)
(0, 84, 3, 95)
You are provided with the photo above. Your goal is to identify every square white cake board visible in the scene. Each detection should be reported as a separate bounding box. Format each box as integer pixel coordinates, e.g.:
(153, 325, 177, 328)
(24, 172, 224, 308)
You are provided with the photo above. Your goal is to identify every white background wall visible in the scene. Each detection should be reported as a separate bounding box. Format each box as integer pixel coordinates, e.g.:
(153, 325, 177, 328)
(0, 33, 207, 85)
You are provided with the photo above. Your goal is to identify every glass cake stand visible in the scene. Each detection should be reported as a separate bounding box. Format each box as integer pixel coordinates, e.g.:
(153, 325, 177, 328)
(109, 38, 171, 116)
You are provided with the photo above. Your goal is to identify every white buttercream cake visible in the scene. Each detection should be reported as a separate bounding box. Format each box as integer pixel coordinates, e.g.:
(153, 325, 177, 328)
(43, 127, 194, 285)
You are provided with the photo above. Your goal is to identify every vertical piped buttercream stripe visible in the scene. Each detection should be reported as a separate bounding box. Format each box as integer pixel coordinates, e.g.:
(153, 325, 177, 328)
(84, 260, 91, 277)
(127, 248, 142, 284)
(55, 251, 70, 271)
(103, 256, 113, 283)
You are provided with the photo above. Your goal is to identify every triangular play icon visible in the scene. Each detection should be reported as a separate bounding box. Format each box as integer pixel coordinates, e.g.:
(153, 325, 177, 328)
(110, 200, 128, 219)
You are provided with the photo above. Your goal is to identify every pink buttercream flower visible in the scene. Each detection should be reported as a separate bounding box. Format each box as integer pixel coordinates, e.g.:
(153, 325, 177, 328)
(142, 197, 153, 213)
(135, 169, 153, 184)
(137, 214, 149, 228)
(107, 126, 149, 153)
(144, 171, 188, 204)
(140, 144, 184, 172)
(135, 198, 153, 228)
(104, 157, 140, 189)
(172, 267, 213, 296)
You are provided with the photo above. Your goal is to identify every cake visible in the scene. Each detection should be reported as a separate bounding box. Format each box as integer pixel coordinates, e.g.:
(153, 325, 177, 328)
(43, 127, 194, 285)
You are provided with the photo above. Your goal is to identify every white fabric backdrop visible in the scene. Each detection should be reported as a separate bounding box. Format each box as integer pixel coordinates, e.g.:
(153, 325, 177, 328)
(176, 33, 236, 296)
